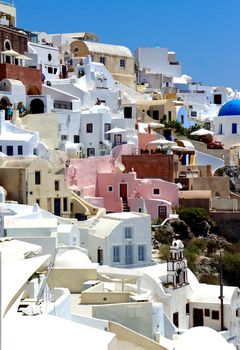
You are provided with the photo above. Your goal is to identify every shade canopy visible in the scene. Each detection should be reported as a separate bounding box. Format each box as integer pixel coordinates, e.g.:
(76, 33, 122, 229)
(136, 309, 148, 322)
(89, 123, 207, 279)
(190, 128, 214, 136)
(147, 139, 176, 146)
(106, 127, 127, 134)
(1, 49, 20, 56)
(16, 54, 33, 61)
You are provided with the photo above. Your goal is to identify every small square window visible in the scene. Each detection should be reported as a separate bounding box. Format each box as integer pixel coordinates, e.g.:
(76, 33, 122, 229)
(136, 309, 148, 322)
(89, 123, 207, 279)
(108, 186, 113, 192)
(153, 188, 160, 195)
(205, 309, 210, 317)
(100, 56, 105, 65)
(212, 310, 219, 320)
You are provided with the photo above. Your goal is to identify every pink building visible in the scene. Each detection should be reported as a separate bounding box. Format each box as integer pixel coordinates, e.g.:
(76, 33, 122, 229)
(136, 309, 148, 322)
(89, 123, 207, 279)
(97, 171, 178, 220)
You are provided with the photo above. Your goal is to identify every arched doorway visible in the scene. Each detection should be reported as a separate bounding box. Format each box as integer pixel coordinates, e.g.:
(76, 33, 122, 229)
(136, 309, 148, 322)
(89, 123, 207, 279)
(1, 96, 10, 108)
(30, 98, 44, 114)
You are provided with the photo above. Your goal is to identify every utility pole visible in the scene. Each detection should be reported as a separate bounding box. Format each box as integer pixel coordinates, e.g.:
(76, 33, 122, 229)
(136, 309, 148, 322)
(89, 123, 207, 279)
(219, 251, 224, 331)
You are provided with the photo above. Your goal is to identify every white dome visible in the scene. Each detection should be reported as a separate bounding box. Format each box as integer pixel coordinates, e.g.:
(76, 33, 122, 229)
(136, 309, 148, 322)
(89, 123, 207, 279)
(175, 327, 235, 350)
(54, 249, 92, 268)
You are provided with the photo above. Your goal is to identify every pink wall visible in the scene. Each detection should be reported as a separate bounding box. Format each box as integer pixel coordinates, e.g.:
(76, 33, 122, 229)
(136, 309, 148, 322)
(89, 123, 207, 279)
(97, 172, 179, 219)
(138, 130, 159, 152)
(65, 156, 111, 196)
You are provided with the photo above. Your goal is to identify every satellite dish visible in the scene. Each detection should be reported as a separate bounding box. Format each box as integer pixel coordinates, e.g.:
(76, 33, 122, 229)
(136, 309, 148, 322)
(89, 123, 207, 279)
(118, 163, 125, 172)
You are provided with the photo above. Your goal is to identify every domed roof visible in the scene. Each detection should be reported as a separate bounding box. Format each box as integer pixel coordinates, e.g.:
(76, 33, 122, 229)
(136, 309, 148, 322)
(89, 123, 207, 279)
(175, 327, 235, 350)
(218, 99, 240, 116)
(54, 249, 92, 268)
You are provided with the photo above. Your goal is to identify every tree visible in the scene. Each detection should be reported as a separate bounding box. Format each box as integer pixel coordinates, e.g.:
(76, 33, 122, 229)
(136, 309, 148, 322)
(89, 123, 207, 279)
(178, 207, 209, 236)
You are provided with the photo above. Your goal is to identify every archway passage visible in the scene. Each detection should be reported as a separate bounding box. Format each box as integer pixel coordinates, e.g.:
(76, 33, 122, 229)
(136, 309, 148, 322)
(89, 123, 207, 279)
(1, 97, 10, 107)
(30, 98, 44, 114)
(27, 86, 40, 95)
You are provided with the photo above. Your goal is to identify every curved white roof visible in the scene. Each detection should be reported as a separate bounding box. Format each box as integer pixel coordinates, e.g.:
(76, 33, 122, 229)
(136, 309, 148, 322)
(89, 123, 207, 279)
(83, 41, 133, 58)
(175, 326, 235, 350)
(55, 249, 92, 268)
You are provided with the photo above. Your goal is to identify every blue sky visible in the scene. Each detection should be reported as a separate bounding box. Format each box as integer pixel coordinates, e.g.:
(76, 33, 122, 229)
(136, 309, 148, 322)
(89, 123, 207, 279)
(14, 0, 240, 89)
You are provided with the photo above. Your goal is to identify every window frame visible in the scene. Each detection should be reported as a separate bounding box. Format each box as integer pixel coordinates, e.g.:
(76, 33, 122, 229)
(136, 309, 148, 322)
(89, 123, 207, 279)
(86, 123, 93, 133)
(124, 226, 133, 239)
(153, 188, 160, 195)
(120, 59, 126, 69)
(35, 171, 41, 185)
(138, 245, 146, 262)
(113, 245, 121, 263)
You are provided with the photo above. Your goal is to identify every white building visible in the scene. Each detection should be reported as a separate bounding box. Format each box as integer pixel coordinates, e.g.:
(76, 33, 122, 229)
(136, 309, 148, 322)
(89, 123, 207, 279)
(79, 212, 152, 267)
(26, 42, 60, 80)
(213, 99, 240, 148)
(135, 47, 182, 79)
(0, 110, 39, 156)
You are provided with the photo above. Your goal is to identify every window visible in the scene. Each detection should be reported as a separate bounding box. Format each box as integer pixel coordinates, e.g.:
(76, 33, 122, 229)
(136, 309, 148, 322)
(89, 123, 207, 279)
(48, 66, 53, 74)
(204, 122, 210, 130)
(124, 107, 132, 119)
(191, 111, 197, 117)
(18, 145, 23, 155)
(36, 198, 40, 205)
(181, 115, 184, 124)
(125, 227, 132, 239)
(63, 197, 68, 211)
(168, 111, 172, 121)
(232, 123, 237, 134)
(113, 246, 120, 263)
(104, 123, 111, 140)
(55, 180, 60, 191)
(219, 124, 223, 135)
(108, 186, 113, 192)
(186, 303, 190, 315)
(4, 40, 11, 51)
(6, 146, 13, 156)
(153, 188, 160, 195)
(173, 312, 179, 327)
(212, 310, 219, 320)
(86, 123, 93, 133)
(0, 146, 2, 152)
(35, 171, 41, 185)
(138, 245, 146, 261)
(74, 135, 80, 143)
(204, 309, 210, 317)
(120, 59, 126, 68)
(125, 245, 133, 265)
(48, 54, 52, 62)
(214, 94, 222, 105)
(87, 148, 95, 157)
(61, 135, 68, 141)
(152, 110, 159, 120)
(99, 56, 105, 65)
(54, 68, 57, 74)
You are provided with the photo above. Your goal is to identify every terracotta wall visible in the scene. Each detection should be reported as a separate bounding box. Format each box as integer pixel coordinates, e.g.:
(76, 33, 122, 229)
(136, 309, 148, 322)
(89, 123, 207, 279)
(122, 155, 174, 181)
(0, 63, 42, 94)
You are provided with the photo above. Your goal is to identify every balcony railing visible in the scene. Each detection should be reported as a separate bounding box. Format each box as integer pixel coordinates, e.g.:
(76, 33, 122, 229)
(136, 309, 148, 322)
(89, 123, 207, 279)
(53, 100, 72, 110)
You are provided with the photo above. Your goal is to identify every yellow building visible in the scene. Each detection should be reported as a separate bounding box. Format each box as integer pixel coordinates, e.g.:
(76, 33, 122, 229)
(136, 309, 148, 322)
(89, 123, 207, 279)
(137, 99, 177, 123)
(70, 40, 136, 89)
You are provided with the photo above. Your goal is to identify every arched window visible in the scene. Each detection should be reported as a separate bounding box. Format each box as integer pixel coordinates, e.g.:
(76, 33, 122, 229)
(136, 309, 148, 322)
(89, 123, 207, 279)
(4, 40, 11, 51)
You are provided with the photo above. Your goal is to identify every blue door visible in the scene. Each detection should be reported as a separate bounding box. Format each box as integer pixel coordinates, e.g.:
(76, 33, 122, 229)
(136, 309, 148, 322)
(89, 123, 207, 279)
(125, 245, 133, 265)
(54, 198, 61, 216)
